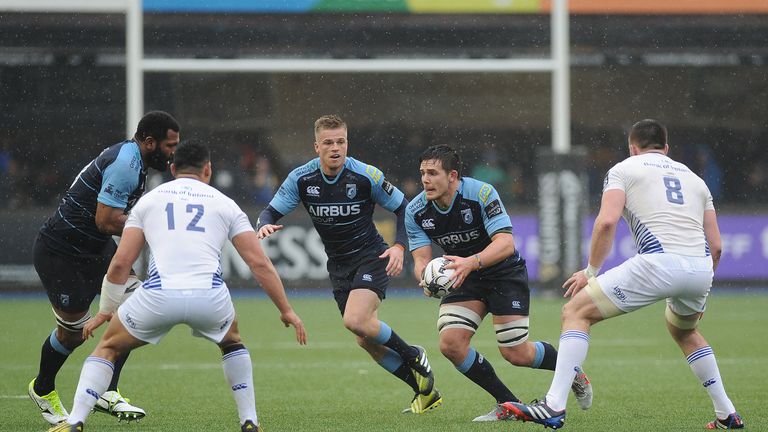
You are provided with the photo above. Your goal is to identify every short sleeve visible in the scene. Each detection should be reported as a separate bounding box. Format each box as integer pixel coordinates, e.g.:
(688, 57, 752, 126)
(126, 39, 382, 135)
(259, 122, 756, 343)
(603, 165, 626, 193)
(704, 191, 715, 211)
(228, 206, 255, 240)
(479, 183, 513, 235)
(124, 203, 144, 230)
(405, 205, 431, 251)
(268, 171, 301, 215)
(365, 164, 404, 211)
(98, 147, 140, 209)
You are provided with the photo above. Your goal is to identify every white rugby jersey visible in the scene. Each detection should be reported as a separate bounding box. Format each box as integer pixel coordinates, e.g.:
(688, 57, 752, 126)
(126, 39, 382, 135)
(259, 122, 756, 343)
(125, 177, 254, 290)
(603, 152, 714, 257)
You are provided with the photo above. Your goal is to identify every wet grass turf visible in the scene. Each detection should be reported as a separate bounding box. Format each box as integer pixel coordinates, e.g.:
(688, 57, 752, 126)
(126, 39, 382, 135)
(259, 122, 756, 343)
(1, 292, 764, 431)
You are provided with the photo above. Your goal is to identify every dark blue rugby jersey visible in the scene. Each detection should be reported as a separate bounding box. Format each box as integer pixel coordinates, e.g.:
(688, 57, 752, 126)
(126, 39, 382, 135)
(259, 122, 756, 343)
(268, 157, 404, 260)
(40, 140, 147, 256)
(405, 177, 522, 279)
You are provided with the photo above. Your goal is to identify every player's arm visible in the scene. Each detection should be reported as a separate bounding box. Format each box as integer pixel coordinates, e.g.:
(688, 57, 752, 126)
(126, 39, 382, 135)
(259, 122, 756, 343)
(444, 231, 515, 289)
(96, 148, 142, 235)
(411, 245, 435, 297)
(256, 172, 300, 239)
(404, 199, 432, 287)
(563, 188, 625, 297)
(95, 203, 128, 235)
(83, 226, 145, 339)
(703, 209, 722, 272)
(256, 205, 285, 240)
(378, 197, 409, 276)
(232, 230, 307, 345)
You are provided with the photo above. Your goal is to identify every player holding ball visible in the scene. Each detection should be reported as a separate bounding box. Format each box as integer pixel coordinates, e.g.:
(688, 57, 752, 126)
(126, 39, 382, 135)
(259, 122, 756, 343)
(405, 144, 592, 422)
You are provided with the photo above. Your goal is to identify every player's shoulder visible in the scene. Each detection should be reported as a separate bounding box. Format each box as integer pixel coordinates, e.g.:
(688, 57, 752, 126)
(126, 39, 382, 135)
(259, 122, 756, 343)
(461, 177, 496, 205)
(346, 157, 384, 184)
(289, 158, 321, 180)
(406, 191, 428, 215)
(99, 140, 142, 172)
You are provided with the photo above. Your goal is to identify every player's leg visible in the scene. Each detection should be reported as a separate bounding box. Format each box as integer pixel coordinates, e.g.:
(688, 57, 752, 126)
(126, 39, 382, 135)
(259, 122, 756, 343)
(191, 287, 258, 431)
(500, 264, 633, 427)
(342, 289, 426, 395)
(663, 256, 743, 429)
(337, 254, 436, 396)
(343, 255, 424, 366)
(71, 244, 147, 422)
(31, 238, 95, 424)
(219, 320, 260, 431)
(499, 287, 604, 428)
(64, 312, 147, 429)
(438, 301, 517, 406)
(478, 263, 586, 407)
(666, 310, 742, 429)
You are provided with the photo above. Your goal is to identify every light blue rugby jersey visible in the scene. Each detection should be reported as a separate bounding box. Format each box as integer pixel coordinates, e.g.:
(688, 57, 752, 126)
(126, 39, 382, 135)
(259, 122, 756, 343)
(268, 157, 404, 259)
(40, 140, 146, 255)
(405, 177, 522, 279)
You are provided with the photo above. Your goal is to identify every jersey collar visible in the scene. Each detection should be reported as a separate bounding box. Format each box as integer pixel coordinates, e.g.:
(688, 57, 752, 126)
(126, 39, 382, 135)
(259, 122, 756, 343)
(320, 157, 348, 184)
(431, 179, 463, 214)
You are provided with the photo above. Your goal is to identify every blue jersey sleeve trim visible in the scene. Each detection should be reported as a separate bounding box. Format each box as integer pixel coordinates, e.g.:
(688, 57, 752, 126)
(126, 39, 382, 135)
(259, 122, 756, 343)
(98, 144, 140, 209)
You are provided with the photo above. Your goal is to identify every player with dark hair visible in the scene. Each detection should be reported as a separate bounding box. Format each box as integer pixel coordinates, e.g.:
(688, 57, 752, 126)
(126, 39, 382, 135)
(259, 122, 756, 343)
(405, 144, 591, 422)
(29, 111, 180, 425)
(256, 114, 442, 414)
(47, 140, 306, 432)
(502, 119, 743, 429)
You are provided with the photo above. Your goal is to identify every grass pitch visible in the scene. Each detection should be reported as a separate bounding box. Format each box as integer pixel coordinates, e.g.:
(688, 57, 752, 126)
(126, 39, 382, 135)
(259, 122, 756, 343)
(1, 291, 765, 432)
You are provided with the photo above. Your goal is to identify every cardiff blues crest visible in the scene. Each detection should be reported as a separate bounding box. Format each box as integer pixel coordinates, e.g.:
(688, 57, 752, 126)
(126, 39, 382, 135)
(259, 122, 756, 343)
(346, 184, 357, 199)
(461, 208, 473, 224)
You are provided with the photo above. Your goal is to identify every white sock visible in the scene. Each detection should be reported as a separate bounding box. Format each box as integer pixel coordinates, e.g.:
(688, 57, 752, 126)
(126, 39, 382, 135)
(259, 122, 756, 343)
(69, 356, 115, 425)
(687, 346, 735, 418)
(223, 348, 258, 426)
(545, 330, 590, 411)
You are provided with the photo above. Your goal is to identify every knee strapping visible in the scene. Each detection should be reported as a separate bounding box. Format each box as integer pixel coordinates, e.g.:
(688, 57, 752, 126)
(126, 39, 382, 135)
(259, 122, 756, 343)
(52, 308, 91, 333)
(222, 343, 246, 355)
(437, 305, 482, 334)
(494, 317, 529, 347)
(665, 305, 699, 330)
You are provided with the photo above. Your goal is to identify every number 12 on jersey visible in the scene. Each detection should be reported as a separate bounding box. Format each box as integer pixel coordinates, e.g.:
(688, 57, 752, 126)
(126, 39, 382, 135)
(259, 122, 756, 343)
(663, 176, 684, 205)
(165, 202, 206, 232)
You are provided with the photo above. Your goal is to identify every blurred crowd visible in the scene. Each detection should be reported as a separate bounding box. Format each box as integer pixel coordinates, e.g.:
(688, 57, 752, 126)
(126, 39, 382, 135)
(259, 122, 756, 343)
(1, 126, 766, 212)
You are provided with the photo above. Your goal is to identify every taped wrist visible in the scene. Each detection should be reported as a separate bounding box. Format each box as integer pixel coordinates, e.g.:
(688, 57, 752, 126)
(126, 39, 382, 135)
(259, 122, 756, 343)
(583, 265, 600, 279)
(99, 275, 139, 314)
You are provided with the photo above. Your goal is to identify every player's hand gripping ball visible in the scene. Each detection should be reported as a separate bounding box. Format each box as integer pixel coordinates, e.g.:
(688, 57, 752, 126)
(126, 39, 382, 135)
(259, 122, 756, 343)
(422, 257, 457, 299)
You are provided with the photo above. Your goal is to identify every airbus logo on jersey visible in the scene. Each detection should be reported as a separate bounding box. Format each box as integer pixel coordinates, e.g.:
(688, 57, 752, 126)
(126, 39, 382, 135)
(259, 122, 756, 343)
(306, 185, 320, 197)
(308, 204, 361, 217)
(422, 218, 435, 229)
(434, 230, 481, 247)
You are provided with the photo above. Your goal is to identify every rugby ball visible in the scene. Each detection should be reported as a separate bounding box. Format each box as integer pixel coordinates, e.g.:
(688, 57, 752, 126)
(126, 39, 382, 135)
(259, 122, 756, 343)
(423, 257, 456, 299)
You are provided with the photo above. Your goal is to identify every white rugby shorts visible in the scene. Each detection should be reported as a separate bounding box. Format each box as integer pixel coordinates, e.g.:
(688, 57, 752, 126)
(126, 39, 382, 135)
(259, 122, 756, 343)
(595, 253, 714, 316)
(118, 287, 236, 344)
